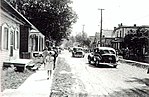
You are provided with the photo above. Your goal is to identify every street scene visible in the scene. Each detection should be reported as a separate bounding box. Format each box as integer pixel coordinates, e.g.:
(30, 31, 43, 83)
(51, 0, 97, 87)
(0, 0, 149, 97)
(51, 50, 149, 97)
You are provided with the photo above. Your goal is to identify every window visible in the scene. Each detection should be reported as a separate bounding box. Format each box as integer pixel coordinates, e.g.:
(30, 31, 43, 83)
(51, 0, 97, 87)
(15, 31, 19, 49)
(10, 27, 15, 49)
(117, 31, 119, 37)
(120, 31, 122, 38)
(13, 31, 15, 49)
(10, 30, 14, 45)
(16, 31, 19, 49)
(3, 27, 9, 50)
(109, 50, 116, 54)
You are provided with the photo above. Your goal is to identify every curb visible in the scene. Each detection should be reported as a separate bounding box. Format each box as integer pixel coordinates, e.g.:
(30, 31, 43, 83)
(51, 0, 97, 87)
(120, 59, 149, 69)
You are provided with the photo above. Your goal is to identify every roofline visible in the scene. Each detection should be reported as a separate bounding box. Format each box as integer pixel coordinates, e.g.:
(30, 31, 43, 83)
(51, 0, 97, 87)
(114, 25, 149, 32)
(2, 0, 40, 32)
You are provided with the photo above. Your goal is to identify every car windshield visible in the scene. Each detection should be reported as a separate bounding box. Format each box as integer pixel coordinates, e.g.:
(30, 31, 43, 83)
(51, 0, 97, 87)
(73, 48, 82, 52)
(95, 49, 115, 54)
(109, 50, 115, 54)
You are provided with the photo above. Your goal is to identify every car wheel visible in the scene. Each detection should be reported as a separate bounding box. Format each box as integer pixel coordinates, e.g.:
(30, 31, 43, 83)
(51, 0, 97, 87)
(113, 65, 117, 68)
(72, 53, 74, 57)
(95, 60, 99, 67)
(88, 58, 91, 64)
(95, 61, 98, 66)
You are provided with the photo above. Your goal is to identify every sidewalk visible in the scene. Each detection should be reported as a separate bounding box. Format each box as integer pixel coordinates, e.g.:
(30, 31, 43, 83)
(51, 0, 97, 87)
(120, 58, 149, 69)
(2, 65, 53, 97)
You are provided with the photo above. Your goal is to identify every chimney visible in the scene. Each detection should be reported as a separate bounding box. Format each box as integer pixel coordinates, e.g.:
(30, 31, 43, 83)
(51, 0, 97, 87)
(114, 27, 116, 30)
(118, 23, 123, 27)
(121, 23, 123, 26)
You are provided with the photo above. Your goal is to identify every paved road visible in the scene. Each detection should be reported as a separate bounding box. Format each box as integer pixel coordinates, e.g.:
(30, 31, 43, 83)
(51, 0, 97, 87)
(61, 50, 149, 97)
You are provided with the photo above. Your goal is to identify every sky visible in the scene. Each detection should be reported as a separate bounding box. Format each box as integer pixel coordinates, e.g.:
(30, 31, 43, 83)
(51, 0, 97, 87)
(71, 0, 149, 36)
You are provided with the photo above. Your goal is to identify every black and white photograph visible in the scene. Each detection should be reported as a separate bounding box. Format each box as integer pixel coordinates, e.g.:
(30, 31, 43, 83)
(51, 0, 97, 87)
(0, 0, 149, 97)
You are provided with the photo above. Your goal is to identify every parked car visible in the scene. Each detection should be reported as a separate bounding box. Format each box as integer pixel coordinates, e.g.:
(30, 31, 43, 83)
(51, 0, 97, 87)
(88, 47, 118, 68)
(83, 48, 89, 53)
(72, 47, 85, 58)
(68, 47, 73, 52)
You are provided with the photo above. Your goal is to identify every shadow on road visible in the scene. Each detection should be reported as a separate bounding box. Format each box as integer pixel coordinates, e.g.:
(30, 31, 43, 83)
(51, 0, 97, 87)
(68, 78, 149, 97)
(107, 88, 149, 97)
(126, 77, 149, 87)
(106, 77, 149, 97)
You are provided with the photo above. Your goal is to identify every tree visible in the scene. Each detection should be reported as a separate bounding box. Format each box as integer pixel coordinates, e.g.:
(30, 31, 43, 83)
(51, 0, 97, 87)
(124, 28, 149, 61)
(83, 38, 91, 48)
(75, 32, 91, 47)
(10, 0, 77, 45)
(64, 36, 75, 47)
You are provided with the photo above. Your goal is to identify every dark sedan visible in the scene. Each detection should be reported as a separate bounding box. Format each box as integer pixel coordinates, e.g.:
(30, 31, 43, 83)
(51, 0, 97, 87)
(88, 47, 118, 68)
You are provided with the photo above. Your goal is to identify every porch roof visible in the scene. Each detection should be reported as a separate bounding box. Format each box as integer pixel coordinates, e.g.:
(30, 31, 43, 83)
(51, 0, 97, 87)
(30, 29, 45, 37)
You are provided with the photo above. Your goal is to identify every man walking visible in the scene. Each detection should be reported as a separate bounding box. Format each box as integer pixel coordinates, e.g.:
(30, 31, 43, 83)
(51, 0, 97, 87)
(53, 47, 58, 70)
(42, 48, 48, 68)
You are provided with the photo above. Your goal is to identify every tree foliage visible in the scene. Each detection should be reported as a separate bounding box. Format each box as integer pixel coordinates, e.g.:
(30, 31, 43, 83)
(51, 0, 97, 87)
(64, 36, 75, 47)
(124, 28, 149, 60)
(10, 0, 77, 45)
(75, 32, 91, 47)
(124, 28, 148, 48)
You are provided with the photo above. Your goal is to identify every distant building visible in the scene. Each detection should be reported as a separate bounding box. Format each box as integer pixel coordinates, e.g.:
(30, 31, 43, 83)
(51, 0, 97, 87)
(89, 30, 114, 49)
(89, 36, 96, 50)
(89, 36, 95, 43)
(102, 29, 114, 38)
(102, 30, 114, 47)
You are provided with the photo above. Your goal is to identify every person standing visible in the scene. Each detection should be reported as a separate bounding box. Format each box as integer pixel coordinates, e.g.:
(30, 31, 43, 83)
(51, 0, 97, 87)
(42, 48, 48, 67)
(53, 47, 58, 70)
(45, 52, 54, 80)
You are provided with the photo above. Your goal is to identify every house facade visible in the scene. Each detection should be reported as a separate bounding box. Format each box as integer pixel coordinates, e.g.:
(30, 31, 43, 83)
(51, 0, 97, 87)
(102, 29, 114, 47)
(112, 24, 149, 63)
(0, 0, 45, 67)
(0, 0, 21, 67)
(112, 24, 149, 50)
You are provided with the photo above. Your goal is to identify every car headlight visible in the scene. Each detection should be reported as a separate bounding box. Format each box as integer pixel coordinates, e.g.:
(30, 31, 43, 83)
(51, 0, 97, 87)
(109, 57, 112, 60)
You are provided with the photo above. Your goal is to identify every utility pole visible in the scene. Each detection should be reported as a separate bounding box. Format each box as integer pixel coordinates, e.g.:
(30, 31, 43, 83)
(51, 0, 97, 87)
(82, 24, 85, 33)
(82, 24, 85, 47)
(82, 24, 85, 39)
(98, 8, 104, 47)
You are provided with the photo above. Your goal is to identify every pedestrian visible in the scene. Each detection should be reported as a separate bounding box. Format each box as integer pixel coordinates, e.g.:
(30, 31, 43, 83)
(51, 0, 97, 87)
(45, 52, 54, 80)
(53, 47, 58, 70)
(42, 47, 48, 68)
(125, 47, 129, 59)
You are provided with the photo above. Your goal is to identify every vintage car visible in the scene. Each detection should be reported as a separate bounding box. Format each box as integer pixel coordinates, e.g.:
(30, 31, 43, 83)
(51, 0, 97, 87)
(88, 47, 118, 68)
(72, 47, 85, 58)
